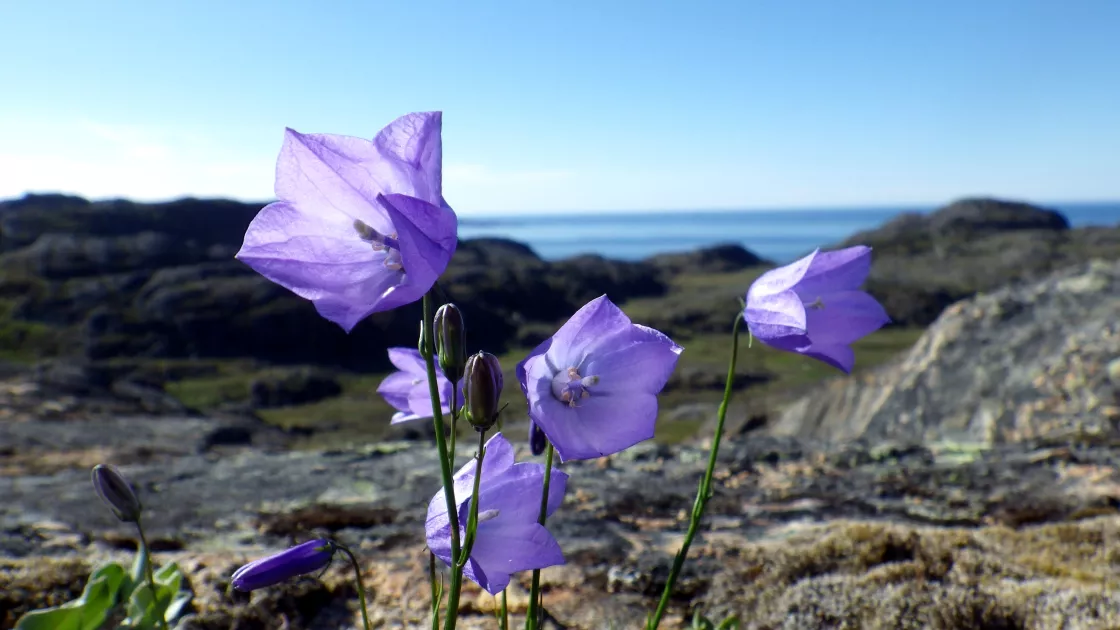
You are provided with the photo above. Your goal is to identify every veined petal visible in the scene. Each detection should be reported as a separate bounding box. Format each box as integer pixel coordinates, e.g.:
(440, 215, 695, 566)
(387, 348, 428, 375)
(468, 521, 564, 595)
(530, 390, 659, 462)
(794, 246, 873, 298)
(746, 249, 818, 298)
(372, 111, 443, 205)
(379, 193, 458, 297)
(744, 289, 809, 340)
(583, 325, 682, 396)
(805, 290, 891, 345)
(516, 337, 553, 397)
(308, 269, 405, 332)
(543, 295, 633, 369)
(275, 129, 392, 233)
(376, 371, 417, 411)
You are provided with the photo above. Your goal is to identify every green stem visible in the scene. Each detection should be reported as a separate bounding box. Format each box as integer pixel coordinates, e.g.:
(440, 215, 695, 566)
(445, 429, 488, 630)
(337, 544, 372, 630)
(500, 590, 509, 630)
(135, 520, 168, 630)
(646, 314, 744, 630)
(448, 386, 459, 467)
(422, 293, 463, 630)
(525, 442, 555, 630)
(429, 552, 442, 630)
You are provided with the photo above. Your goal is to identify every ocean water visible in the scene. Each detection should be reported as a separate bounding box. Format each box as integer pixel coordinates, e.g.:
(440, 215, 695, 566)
(458, 202, 1120, 263)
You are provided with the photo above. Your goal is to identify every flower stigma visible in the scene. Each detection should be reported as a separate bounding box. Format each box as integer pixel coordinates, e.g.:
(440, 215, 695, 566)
(805, 296, 826, 310)
(352, 219, 403, 271)
(550, 366, 600, 408)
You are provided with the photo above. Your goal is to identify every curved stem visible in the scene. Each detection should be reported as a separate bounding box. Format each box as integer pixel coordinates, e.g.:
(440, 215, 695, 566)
(647, 314, 744, 630)
(444, 429, 487, 630)
(336, 544, 372, 630)
(524, 442, 555, 630)
(422, 293, 463, 630)
(135, 520, 169, 630)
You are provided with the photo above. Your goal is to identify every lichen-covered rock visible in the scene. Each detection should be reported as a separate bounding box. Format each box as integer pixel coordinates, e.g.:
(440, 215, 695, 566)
(772, 258, 1120, 445)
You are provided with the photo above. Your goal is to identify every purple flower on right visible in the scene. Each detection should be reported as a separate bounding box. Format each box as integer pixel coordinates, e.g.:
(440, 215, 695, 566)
(744, 245, 890, 373)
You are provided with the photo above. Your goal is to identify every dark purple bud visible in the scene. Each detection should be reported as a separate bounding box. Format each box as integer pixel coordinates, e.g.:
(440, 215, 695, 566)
(91, 464, 142, 523)
(529, 421, 547, 456)
(434, 303, 467, 381)
(231, 539, 336, 591)
(464, 351, 503, 431)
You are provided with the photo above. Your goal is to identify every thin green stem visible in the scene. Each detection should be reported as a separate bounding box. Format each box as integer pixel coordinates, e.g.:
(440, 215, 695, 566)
(525, 442, 555, 630)
(647, 314, 744, 630)
(445, 429, 487, 630)
(337, 544, 372, 630)
(135, 520, 168, 630)
(448, 387, 459, 466)
(429, 552, 442, 630)
(422, 293, 463, 630)
(500, 590, 509, 630)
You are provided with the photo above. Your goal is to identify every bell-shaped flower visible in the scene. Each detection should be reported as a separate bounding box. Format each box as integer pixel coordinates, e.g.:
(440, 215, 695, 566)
(377, 348, 460, 424)
(516, 295, 682, 462)
(231, 539, 335, 591)
(744, 245, 890, 373)
(425, 433, 566, 595)
(237, 111, 459, 332)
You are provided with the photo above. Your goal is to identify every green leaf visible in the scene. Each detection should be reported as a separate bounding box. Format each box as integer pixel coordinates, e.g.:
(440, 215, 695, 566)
(124, 562, 192, 628)
(13, 563, 127, 630)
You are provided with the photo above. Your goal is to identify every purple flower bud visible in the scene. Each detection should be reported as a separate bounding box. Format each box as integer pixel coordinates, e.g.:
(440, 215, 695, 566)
(464, 351, 503, 431)
(434, 303, 467, 381)
(529, 421, 547, 456)
(91, 464, 142, 523)
(231, 539, 336, 591)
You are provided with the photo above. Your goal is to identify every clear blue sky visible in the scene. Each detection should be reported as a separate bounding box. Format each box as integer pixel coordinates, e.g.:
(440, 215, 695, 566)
(1, 0, 1117, 215)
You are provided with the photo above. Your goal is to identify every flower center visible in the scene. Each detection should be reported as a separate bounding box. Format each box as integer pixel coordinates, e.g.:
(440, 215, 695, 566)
(550, 366, 600, 408)
(804, 296, 825, 310)
(353, 220, 404, 271)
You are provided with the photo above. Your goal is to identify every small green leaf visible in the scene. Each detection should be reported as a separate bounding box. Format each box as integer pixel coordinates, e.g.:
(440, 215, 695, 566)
(14, 563, 126, 630)
(715, 616, 740, 630)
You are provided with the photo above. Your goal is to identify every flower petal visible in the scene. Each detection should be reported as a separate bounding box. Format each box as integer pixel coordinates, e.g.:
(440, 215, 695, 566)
(583, 324, 682, 396)
(794, 246, 872, 298)
(746, 249, 817, 298)
(800, 343, 856, 373)
(372, 111, 444, 205)
(529, 387, 660, 462)
(387, 348, 428, 375)
(468, 521, 565, 595)
(744, 288, 809, 341)
(805, 290, 891, 345)
(308, 269, 405, 332)
(378, 193, 458, 299)
(376, 371, 417, 412)
(543, 295, 633, 369)
(274, 129, 391, 233)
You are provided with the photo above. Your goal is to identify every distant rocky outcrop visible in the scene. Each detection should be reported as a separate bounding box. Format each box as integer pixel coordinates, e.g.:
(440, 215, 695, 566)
(771, 258, 1120, 445)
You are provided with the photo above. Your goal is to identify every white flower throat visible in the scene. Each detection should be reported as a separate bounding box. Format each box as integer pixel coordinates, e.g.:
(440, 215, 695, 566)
(551, 366, 600, 407)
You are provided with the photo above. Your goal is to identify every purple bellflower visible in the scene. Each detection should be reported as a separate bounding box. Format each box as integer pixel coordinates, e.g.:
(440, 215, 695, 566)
(516, 295, 682, 462)
(231, 539, 335, 591)
(425, 432, 566, 595)
(377, 348, 460, 424)
(236, 111, 459, 332)
(744, 245, 890, 373)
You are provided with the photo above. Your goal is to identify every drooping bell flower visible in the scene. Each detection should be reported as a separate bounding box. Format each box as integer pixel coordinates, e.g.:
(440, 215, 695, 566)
(516, 295, 682, 462)
(236, 111, 459, 332)
(425, 433, 566, 595)
(743, 245, 890, 373)
(231, 539, 336, 591)
(377, 348, 460, 424)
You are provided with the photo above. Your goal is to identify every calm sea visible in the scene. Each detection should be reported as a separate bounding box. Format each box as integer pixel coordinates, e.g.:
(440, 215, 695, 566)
(458, 202, 1120, 263)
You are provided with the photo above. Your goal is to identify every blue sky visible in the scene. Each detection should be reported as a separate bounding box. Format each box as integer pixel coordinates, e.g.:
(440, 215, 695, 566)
(1, 1, 1117, 215)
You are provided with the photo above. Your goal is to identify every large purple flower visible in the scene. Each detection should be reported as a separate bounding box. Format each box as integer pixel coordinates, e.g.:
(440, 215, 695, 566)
(377, 348, 459, 424)
(516, 295, 682, 462)
(425, 432, 566, 595)
(744, 246, 890, 373)
(237, 111, 458, 332)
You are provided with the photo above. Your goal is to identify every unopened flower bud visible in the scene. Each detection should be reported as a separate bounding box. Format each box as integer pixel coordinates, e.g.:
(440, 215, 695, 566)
(464, 351, 503, 431)
(91, 464, 142, 523)
(529, 421, 548, 456)
(434, 303, 467, 381)
(232, 539, 336, 591)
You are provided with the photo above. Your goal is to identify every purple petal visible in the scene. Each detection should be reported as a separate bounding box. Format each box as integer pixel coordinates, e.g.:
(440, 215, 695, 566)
(793, 246, 873, 299)
(231, 540, 334, 592)
(583, 324, 682, 396)
(744, 289, 809, 341)
(426, 433, 517, 530)
(746, 249, 817, 298)
(805, 290, 890, 345)
(387, 348, 428, 375)
(273, 129, 391, 232)
(372, 111, 444, 205)
(377, 371, 417, 412)
(468, 521, 565, 595)
(800, 343, 856, 373)
(378, 193, 458, 300)
(472, 463, 568, 524)
(516, 336, 553, 398)
(543, 295, 633, 369)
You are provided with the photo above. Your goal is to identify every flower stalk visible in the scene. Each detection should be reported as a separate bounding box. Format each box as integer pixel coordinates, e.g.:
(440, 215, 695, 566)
(525, 441, 555, 630)
(135, 520, 169, 630)
(646, 314, 743, 630)
(336, 543, 372, 630)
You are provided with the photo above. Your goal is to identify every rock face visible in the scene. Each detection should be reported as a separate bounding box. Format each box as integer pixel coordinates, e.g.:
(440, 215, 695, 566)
(772, 258, 1120, 445)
